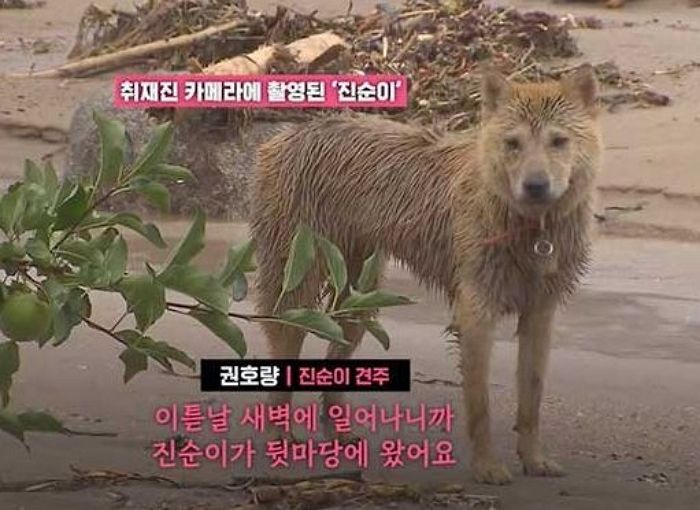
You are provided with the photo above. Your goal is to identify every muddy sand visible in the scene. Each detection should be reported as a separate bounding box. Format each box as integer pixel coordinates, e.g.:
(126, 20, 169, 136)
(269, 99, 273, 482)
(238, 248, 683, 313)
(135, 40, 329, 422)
(0, 0, 699, 509)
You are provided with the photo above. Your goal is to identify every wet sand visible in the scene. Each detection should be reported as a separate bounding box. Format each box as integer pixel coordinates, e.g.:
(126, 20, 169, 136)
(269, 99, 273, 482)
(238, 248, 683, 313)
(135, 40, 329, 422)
(1, 1, 700, 509)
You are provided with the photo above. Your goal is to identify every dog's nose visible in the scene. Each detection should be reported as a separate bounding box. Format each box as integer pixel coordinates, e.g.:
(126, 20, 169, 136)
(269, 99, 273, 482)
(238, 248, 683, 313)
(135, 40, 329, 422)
(523, 177, 550, 201)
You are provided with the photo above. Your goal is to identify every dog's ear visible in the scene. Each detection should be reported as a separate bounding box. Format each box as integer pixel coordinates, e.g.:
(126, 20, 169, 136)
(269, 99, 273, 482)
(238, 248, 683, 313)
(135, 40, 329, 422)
(562, 64, 598, 114)
(480, 67, 511, 119)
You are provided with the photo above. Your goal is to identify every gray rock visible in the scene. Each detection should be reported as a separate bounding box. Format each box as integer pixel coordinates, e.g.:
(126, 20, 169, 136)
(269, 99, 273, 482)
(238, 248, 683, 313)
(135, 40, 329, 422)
(65, 90, 296, 220)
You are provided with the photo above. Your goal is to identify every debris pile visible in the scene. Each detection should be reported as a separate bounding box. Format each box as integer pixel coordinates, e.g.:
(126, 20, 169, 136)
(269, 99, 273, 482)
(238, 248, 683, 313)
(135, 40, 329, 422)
(58, 0, 669, 128)
(65, 0, 580, 129)
(246, 477, 501, 509)
(0, 467, 502, 509)
(61, 0, 671, 219)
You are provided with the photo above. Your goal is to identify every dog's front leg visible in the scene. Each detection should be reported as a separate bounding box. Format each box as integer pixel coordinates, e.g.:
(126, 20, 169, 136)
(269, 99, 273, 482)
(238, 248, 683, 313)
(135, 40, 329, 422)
(515, 294, 564, 477)
(454, 286, 512, 485)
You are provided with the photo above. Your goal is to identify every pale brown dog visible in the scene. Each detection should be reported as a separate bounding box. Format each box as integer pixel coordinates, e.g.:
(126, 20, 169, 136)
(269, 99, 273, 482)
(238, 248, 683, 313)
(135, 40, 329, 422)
(251, 65, 602, 484)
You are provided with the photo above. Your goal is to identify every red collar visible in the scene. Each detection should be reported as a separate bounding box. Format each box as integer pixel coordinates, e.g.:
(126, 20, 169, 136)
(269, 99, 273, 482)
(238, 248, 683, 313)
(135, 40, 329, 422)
(481, 215, 544, 247)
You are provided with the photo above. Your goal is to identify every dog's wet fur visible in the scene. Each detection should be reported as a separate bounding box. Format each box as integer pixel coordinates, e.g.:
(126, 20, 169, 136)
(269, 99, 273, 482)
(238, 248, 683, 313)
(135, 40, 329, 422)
(250, 65, 602, 484)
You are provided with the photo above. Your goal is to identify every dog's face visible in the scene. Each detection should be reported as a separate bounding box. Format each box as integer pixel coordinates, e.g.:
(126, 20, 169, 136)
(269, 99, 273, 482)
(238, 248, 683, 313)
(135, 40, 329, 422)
(477, 66, 602, 217)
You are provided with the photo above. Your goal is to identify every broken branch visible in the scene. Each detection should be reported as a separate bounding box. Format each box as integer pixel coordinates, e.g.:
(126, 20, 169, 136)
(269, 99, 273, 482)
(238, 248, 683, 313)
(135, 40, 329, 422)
(8, 19, 249, 78)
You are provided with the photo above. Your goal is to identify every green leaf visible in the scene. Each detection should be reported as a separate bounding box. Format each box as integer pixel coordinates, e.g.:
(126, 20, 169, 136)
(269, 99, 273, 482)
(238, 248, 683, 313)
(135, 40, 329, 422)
(20, 183, 52, 232)
(338, 290, 414, 312)
(52, 289, 90, 346)
(317, 235, 347, 308)
(0, 185, 27, 236)
(189, 309, 246, 357)
(93, 112, 127, 188)
(145, 262, 157, 278)
(17, 411, 68, 434)
(0, 409, 25, 446)
(364, 319, 390, 350)
(0, 342, 20, 378)
(47, 303, 70, 346)
(151, 164, 194, 182)
(72, 288, 92, 319)
(42, 279, 70, 307)
(75, 211, 115, 231)
(131, 180, 170, 212)
(52, 179, 75, 212)
(103, 236, 128, 285)
(24, 159, 44, 186)
(54, 183, 89, 231)
(79, 213, 165, 248)
(0, 379, 10, 409)
(25, 238, 51, 265)
(88, 227, 118, 253)
(117, 273, 166, 331)
(118, 330, 195, 373)
(277, 309, 346, 343)
(150, 341, 195, 371)
(279, 223, 316, 300)
(42, 280, 72, 346)
(158, 264, 229, 314)
(36, 318, 55, 348)
(0, 241, 26, 262)
(43, 161, 59, 198)
(0, 341, 20, 407)
(162, 209, 205, 270)
(231, 271, 248, 302)
(56, 238, 100, 265)
(219, 240, 256, 287)
(129, 122, 173, 176)
(76, 264, 107, 288)
(119, 348, 148, 383)
(74, 288, 91, 314)
(356, 251, 383, 293)
(110, 212, 166, 249)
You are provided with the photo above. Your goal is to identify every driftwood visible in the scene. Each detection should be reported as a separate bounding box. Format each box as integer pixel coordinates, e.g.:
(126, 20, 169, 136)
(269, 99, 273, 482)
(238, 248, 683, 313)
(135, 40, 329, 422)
(8, 23, 346, 79)
(202, 45, 289, 75)
(172, 32, 347, 125)
(202, 32, 348, 75)
(7, 19, 249, 78)
(284, 32, 349, 71)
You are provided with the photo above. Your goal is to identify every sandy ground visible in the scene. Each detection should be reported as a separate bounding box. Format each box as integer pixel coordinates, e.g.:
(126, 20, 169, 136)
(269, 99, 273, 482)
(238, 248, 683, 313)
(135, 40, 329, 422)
(1, 0, 700, 509)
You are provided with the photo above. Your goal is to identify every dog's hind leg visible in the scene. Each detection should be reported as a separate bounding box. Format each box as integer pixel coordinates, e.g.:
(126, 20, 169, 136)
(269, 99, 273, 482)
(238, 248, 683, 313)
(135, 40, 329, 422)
(320, 318, 366, 442)
(254, 224, 323, 439)
(515, 294, 564, 477)
(321, 250, 385, 440)
(454, 285, 512, 485)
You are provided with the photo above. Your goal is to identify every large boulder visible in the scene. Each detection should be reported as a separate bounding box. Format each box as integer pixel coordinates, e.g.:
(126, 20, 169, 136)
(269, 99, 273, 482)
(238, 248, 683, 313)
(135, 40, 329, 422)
(65, 90, 296, 220)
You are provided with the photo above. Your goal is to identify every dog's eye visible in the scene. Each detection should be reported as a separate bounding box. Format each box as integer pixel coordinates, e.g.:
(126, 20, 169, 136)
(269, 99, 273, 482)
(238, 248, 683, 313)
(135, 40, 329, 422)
(551, 135, 570, 148)
(504, 137, 521, 152)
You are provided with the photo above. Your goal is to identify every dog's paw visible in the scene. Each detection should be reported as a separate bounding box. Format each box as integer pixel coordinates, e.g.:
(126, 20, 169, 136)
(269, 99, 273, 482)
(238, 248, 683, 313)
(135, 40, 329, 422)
(522, 456, 565, 478)
(472, 459, 513, 485)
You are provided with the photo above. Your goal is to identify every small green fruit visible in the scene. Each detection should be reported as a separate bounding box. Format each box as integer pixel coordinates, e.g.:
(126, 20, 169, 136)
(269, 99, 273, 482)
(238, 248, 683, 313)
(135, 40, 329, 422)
(0, 291, 51, 342)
